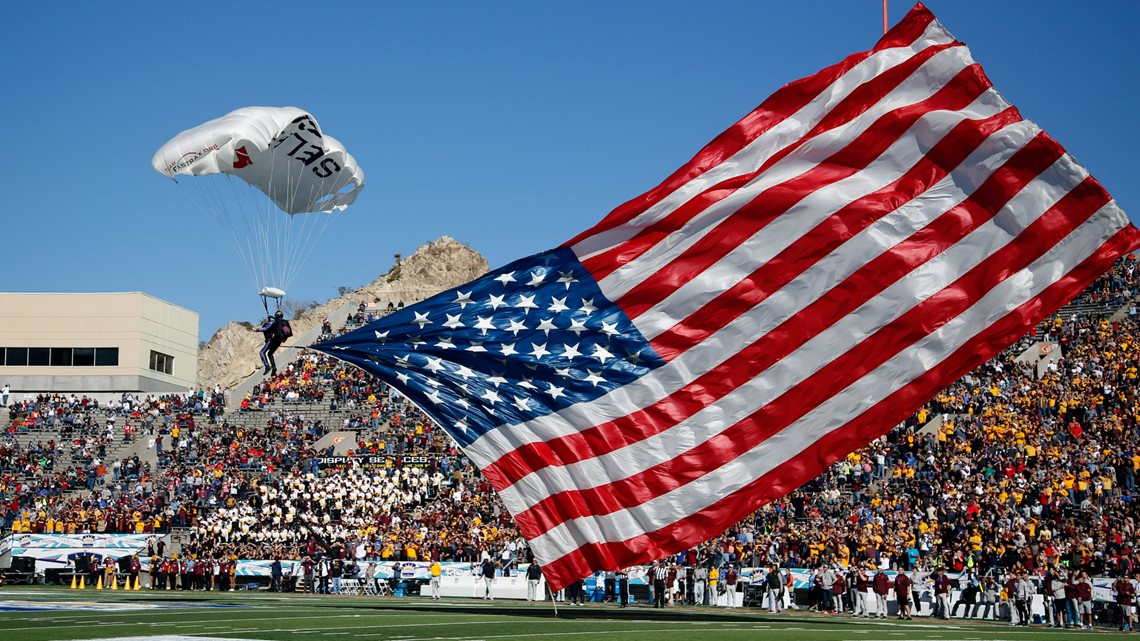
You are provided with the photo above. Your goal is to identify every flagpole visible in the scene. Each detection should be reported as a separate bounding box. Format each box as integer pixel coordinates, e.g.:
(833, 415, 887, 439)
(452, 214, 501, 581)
(549, 581, 560, 618)
(882, 0, 888, 34)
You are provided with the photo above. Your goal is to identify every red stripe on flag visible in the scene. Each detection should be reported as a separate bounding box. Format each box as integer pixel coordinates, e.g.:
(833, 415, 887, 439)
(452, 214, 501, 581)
(511, 176, 1110, 538)
(533, 224, 1140, 590)
(611, 60, 989, 318)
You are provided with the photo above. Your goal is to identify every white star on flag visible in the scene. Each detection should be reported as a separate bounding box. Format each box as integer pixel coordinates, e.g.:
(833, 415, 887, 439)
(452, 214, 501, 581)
(454, 291, 474, 308)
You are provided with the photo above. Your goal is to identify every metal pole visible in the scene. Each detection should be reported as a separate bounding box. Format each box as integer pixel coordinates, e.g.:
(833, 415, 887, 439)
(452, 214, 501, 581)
(549, 579, 560, 617)
(883, 0, 889, 34)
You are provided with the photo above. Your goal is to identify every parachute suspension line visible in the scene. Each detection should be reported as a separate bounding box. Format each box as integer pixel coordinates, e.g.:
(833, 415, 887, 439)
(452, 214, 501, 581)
(260, 293, 282, 316)
(222, 171, 272, 297)
(281, 149, 351, 294)
(175, 175, 261, 295)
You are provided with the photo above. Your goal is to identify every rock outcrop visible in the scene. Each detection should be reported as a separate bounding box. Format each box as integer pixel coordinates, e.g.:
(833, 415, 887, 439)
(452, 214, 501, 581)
(197, 236, 489, 389)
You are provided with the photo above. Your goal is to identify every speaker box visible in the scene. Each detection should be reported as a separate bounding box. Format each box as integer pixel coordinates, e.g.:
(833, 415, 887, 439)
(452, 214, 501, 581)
(10, 556, 35, 573)
(118, 556, 132, 573)
(73, 556, 92, 574)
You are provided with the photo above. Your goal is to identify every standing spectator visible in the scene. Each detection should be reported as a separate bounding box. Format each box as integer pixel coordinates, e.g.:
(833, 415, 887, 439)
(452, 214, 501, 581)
(525, 563, 541, 603)
(872, 569, 890, 619)
(481, 557, 496, 600)
(932, 568, 952, 620)
(127, 555, 140, 589)
(2, 383, 9, 406)
(617, 568, 629, 608)
(1063, 571, 1080, 629)
(389, 561, 402, 595)
(1077, 572, 1093, 630)
(693, 565, 708, 606)
(330, 558, 343, 595)
(852, 565, 869, 618)
(724, 565, 739, 608)
(829, 567, 845, 613)
(765, 564, 783, 614)
(894, 570, 913, 620)
(819, 565, 836, 613)
(1048, 569, 1068, 628)
(302, 556, 314, 594)
(1004, 574, 1020, 625)
(1115, 573, 1134, 632)
(430, 559, 442, 600)
(653, 560, 668, 608)
(1015, 572, 1033, 628)
(270, 558, 283, 593)
(317, 556, 330, 595)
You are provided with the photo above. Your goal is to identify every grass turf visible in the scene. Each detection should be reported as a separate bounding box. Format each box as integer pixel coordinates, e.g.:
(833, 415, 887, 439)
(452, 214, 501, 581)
(0, 587, 1122, 640)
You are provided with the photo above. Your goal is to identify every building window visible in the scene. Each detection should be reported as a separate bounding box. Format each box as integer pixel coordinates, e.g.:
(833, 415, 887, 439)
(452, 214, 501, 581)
(95, 348, 119, 366)
(4, 348, 27, 366)
(50, 348, 73, 367)
(73, 347, 95, 366)
(29, 347, 50, 366)
(149, 350, 174, 375)
(1, 347, 120, 367)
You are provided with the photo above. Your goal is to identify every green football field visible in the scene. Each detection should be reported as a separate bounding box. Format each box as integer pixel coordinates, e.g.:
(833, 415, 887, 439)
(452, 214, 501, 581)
(0, 587, 1121, 641)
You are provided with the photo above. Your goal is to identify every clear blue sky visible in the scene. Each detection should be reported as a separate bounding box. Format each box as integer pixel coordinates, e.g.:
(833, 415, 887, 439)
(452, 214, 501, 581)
(4, 1, 1136, 342)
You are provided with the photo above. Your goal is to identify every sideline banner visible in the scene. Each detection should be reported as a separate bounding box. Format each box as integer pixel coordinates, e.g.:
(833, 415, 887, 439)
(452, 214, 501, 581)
(2, 533, 155, 572)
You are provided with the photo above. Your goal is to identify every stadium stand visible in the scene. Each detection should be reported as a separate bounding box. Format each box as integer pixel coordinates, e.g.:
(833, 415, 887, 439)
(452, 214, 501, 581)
(3, 255, 1139, 619)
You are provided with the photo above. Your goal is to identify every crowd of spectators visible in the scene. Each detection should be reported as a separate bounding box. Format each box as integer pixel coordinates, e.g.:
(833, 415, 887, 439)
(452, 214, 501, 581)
(4, 258, 1140, 606)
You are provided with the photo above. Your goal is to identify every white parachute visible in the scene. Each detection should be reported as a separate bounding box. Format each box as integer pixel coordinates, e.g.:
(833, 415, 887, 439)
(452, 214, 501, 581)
(152, 106, 365, 306)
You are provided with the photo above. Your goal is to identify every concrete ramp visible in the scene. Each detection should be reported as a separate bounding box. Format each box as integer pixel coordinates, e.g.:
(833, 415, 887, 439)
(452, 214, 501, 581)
(311, 431, 358, 456)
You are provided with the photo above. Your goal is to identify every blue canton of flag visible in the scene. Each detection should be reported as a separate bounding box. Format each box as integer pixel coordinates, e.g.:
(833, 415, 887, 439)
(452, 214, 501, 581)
(314, 247, 665, 446)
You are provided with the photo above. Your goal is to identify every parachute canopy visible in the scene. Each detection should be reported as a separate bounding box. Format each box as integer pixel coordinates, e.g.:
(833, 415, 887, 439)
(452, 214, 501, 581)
(152, 106, 364, 214)
(152, 107, 365, 297)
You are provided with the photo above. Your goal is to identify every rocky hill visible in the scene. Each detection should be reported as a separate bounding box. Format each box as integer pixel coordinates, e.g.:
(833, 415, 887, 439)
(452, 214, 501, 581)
(197, 236, 490, 389)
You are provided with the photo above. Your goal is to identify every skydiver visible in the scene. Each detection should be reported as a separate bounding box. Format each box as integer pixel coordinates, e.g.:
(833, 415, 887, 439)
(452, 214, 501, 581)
(255, 310, 285, 376)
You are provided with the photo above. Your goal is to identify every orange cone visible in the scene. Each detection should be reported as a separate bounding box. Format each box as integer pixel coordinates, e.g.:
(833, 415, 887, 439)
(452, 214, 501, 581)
(97, 575, 104, 590)
(134, 577, 141, 590)
(111, 575, 118, 590)
(79, 575, 86, 589)
(70, 574, 77, 589)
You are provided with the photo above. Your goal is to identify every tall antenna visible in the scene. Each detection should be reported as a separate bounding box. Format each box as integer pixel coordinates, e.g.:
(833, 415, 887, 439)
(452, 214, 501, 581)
(883, 0, 889, 34)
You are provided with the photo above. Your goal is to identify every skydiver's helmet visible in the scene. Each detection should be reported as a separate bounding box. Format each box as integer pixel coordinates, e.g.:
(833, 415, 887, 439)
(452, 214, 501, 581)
(274, 310, 284, 319)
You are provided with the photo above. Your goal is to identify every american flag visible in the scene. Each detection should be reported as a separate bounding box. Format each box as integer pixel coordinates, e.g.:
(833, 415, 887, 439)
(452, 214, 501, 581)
(314, 4, 1140, 591)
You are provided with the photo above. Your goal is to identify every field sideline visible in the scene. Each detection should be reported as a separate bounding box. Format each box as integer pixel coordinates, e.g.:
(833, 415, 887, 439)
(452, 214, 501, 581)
(0, 587, 1124, 641)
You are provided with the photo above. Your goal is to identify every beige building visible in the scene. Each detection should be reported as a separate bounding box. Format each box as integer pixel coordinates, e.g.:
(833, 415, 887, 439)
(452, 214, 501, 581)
(0, 293, 198, 394)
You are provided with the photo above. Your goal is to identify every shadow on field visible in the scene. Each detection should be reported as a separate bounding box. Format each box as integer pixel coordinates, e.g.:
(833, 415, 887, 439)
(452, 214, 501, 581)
(107, 591, 869, 629)
(326, 600, 869, 627)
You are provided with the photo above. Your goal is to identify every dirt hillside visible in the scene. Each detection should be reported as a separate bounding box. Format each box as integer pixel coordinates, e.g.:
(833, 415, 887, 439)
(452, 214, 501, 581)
(197, 236, 489, 389)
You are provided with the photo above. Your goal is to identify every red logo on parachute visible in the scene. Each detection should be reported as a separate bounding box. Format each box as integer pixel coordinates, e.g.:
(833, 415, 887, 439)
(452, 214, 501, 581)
(233, 145, 253, 169)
